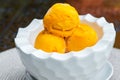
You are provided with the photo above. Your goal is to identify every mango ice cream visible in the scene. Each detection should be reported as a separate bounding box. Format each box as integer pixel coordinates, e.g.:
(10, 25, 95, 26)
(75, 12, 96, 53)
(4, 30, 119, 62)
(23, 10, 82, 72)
(67, 24, 98, 51)
(34, 3, 98, 53)
(43, 3, 80, 37)
(35, 31, 66, 53)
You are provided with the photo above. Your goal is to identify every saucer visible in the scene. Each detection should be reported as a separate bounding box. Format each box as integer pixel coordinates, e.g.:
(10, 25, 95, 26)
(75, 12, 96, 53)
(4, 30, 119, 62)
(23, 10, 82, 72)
(93, 61, 113, 80)
(26, 61, 113, 80)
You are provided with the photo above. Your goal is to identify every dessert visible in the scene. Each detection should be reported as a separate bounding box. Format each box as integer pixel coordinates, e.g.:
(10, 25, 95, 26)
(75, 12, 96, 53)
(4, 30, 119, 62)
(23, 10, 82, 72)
(43, 3, 80, 37)
(34, 30, 66, 53)
(15, 10, 116, 80)
(35, 3, 98, 53)
(67, 23, 98, 51)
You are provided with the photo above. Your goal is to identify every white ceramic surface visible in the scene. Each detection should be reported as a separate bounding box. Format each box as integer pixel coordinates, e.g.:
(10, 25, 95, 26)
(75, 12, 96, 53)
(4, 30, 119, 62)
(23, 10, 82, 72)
(93, 61, 113, 80)
(15, 14, 116, 80)
(25, 61, 113, 80)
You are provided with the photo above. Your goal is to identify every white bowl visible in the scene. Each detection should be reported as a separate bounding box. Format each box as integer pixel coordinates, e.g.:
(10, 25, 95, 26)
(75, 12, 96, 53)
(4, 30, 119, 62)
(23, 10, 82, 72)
(15, 14, 116, 80)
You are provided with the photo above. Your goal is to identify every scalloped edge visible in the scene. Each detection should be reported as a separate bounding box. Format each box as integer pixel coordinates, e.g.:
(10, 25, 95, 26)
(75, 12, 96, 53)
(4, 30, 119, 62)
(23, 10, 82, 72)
(14, 14, 116, 61)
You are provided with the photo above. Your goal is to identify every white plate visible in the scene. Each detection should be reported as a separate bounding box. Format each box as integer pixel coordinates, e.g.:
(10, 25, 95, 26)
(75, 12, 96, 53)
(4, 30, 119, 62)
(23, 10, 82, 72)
(93, 61, 113, 80)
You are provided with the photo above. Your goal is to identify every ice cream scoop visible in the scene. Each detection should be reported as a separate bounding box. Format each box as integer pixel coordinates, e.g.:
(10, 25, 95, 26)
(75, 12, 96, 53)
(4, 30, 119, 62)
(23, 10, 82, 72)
(43, 3, 80, 37)
(67, 23, 98, 51)
(34, 30, 66, 53)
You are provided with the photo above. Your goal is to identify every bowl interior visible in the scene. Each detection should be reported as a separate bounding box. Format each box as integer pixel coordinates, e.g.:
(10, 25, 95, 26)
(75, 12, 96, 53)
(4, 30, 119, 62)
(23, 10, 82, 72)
(29, 22, 44, 47)
(81, 20, 103, 40)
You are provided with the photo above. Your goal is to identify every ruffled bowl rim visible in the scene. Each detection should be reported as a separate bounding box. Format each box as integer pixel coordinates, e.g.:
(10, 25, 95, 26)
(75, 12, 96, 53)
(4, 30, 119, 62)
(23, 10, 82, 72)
(14, 14, 116, 61)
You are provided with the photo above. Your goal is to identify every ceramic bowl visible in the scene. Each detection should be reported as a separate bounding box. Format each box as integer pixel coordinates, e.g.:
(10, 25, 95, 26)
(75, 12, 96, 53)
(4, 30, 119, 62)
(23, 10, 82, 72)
(15, 14, 116, 80)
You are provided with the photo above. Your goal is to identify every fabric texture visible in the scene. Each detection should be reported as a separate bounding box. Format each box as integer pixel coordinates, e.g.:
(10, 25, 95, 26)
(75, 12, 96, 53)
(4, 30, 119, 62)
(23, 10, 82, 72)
(0, 48, 120, 80)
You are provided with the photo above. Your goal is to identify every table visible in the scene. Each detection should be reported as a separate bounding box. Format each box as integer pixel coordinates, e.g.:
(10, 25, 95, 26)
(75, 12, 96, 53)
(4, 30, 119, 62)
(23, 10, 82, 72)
(0, 48, 120, 80)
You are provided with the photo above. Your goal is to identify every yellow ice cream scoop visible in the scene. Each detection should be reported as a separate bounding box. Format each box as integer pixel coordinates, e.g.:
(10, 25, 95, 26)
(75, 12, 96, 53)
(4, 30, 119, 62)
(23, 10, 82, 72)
(67, 24, 98, 52)
(34, 30, 66, 53)
(43, 3, 80, 37)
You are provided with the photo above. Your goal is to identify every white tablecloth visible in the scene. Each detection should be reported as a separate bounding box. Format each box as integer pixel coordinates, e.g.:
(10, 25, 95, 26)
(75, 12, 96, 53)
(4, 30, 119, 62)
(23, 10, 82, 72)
(0, 48, 120, 80)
